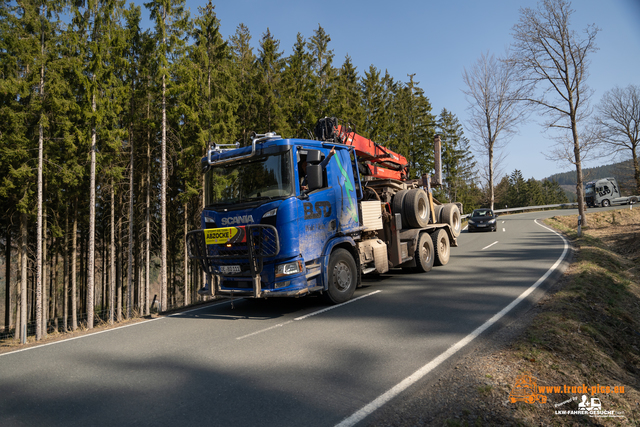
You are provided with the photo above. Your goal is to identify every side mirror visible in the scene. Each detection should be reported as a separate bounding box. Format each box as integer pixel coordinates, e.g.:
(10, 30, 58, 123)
(307, 164, 323, 191)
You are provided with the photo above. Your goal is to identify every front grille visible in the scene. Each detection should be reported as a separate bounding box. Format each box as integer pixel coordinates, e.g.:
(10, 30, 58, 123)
(187, 225, 279, 276)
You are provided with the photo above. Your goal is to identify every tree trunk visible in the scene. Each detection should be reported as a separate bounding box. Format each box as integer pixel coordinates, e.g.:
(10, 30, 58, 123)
(87, 92, 97, 329)
(36, 121, 43, 341)
(63, 210, 68, 331)
(109, 183, 115, 324)
(633, 149, 640, 195)
(571, 112, 587, 227)
(128, 125, 134, 319)
(71, 199, 78, 331)
(161, 71, 167, 313)
(144, 88, 151, 316)
(184, 203, 189, 306)
(52, 245, 58, 332)
(42, 204, 48, 337)
(4, 227, 11, 333)
(20, 213, 28, 342)
(117, 194, 123, 321)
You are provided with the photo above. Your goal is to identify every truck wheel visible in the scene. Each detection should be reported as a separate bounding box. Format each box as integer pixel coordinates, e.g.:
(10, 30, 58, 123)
(413, 232, 434, 272)
(392, 189, 409, 228)
(403, 189, 430, 228)
(325, 249, 357, 304)
(601, 199, 610, 207)
(433, 204, 444, 224)
(441, 203, 461, 237)
(431, 229, 450, 266)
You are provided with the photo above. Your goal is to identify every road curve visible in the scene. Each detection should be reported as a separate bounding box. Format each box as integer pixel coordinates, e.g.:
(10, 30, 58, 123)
(0, 209, 577, 427)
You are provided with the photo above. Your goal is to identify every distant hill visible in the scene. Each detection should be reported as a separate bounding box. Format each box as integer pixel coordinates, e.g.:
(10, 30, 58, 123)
(545, 159, 637, 196)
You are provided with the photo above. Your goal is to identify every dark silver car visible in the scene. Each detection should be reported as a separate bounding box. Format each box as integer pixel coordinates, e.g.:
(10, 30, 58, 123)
(467, 209, 497, 232)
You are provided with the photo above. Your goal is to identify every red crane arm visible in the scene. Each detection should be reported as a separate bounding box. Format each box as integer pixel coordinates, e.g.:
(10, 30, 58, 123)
(334, 124, 409, 180)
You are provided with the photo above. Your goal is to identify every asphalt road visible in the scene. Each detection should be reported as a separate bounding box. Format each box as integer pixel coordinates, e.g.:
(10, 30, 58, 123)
(0, 208, 591, 427)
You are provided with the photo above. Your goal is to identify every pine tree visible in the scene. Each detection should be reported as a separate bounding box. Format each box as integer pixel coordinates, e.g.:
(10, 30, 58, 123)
(361, 65, 383, 141)
(437, 108, 476, 202)
(255, 28, 284, 134)
(392, 75, 435, 179)
(229, 24, 257, 146)
(525, 178, 544, 207)
(331, 55, 364, 132)
(506, 169, 527, 208)
(308, 25, 334, 119)
(281, 33, 315, 138)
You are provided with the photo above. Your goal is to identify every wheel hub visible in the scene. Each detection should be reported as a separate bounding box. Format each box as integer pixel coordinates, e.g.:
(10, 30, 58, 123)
(333, 261, 352, 292)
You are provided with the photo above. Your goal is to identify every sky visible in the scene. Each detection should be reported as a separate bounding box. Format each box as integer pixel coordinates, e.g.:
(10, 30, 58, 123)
(136, 0, 640, 181)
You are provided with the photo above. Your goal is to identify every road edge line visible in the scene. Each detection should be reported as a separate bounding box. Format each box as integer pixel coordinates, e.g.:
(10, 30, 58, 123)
(0, 300, 232, 358)
(335, 218, 569, 427)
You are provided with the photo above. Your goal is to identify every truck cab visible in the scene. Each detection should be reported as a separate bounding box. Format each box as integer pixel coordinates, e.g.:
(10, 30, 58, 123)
(585, 177, 638, 207)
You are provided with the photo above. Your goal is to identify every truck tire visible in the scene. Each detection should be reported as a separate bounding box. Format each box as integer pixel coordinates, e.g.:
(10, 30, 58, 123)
(433, 204, 444, 224)
(412, 232, 434, 273)
(392, 189, 409, 228)
(601, 199, 610, 207)
(431, 229, 450, 266)
(441, 203, 461, 237)
(403, 189, 430, 228)
(325, 249, 357, 304)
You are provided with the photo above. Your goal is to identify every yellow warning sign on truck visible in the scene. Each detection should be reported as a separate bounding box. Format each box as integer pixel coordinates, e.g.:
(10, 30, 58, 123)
(204, 227, 246, 245)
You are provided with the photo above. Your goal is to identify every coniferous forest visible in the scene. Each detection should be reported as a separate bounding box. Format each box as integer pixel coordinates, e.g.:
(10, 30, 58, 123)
(0, 0, 566, 340)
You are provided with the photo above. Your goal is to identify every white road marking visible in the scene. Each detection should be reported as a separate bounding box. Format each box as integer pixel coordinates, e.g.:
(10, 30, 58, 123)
(335, 218, 569, 427)
(237, 290, 381, 340)
(482, 241, 498, 250)
(503, 228, 506, 232)
(0, 300, 233, 358)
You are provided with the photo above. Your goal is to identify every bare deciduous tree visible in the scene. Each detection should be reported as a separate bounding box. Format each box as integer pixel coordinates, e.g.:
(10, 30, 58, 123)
(462, 52, 528, 210)
(594, 85, 640, 194)
(511, 0, 598, 226)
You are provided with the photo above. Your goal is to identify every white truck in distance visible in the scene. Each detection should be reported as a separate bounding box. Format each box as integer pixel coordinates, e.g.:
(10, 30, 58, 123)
(585, 177, 639, 207)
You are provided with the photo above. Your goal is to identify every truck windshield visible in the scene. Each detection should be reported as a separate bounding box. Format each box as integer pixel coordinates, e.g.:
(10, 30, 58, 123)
(585, 184, 595, 195)
(204, 149, 294, 207)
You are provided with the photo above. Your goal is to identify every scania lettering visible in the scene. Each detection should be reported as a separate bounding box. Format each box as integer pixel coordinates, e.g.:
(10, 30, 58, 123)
(221, 215, 254, 226)
(187, 118, 464, 303)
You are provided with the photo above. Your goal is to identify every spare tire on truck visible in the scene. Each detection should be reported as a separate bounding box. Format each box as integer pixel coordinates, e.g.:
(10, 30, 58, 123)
(403, 189, 430, 228)
(433, 204, 444, 224)
(441, 203, 461, 237)
(392, 189, 409, 228)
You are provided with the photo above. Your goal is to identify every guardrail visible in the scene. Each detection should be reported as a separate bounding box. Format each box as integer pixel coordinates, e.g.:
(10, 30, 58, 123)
(461, 202, 579, 219)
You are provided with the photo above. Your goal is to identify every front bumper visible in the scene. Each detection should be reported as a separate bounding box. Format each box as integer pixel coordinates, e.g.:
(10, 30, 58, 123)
(468, 222, 496, 231)
(187, 225, 280, 298)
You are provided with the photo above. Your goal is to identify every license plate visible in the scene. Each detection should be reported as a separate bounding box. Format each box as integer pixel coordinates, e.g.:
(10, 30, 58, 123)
(478, 224, 486, 227)
(220, 265, 241, 274)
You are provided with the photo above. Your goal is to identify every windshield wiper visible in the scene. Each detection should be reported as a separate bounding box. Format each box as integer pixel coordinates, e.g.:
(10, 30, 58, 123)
(244, 196, 273, 201)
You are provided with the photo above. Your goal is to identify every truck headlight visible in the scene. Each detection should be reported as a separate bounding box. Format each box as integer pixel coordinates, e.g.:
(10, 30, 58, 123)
(275, 260, 303, 277)
(263, 208, 277, 218)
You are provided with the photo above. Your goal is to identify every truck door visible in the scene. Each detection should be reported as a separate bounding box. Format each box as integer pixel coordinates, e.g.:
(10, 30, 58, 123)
(297, 148, 337, 261)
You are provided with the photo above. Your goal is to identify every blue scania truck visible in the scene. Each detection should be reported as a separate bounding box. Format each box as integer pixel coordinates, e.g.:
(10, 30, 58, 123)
(187, 118, 462, 303)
